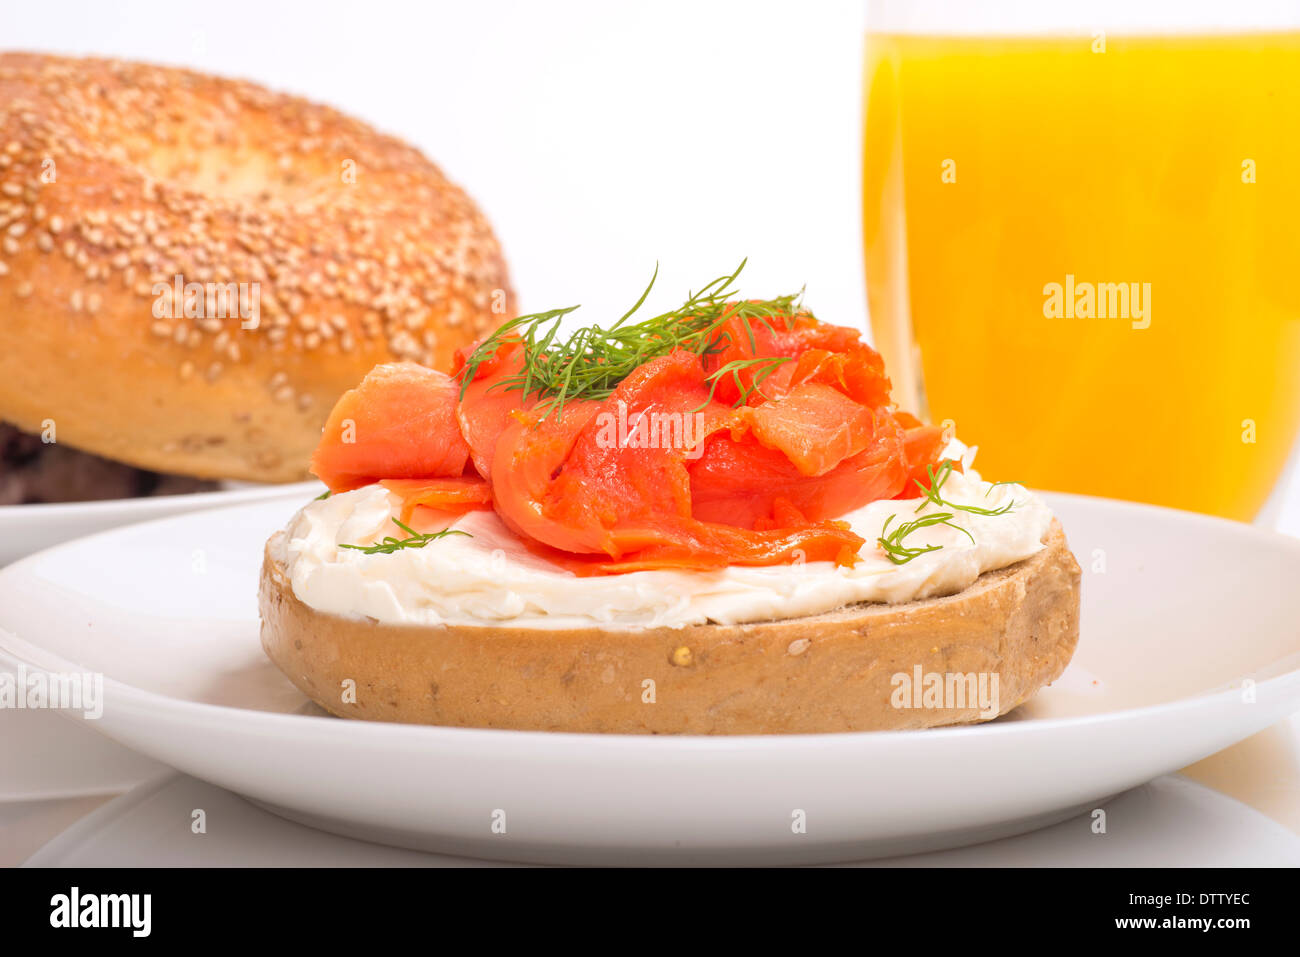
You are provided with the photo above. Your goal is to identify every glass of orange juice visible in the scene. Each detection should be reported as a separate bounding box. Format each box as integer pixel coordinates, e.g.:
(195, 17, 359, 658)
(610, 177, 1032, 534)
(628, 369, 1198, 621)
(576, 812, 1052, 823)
(862, 0, 1300, 521)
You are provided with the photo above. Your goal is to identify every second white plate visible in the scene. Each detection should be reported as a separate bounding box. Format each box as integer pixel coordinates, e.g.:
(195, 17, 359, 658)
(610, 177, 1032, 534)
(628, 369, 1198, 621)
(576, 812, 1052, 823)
(0, 481, 322, 568)
(25, 772, 1300, 866)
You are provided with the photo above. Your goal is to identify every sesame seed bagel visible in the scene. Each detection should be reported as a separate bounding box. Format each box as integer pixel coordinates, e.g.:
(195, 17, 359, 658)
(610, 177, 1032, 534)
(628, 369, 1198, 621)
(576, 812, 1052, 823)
(0, 53, 512, 482)
(258, 521, 1082, 734)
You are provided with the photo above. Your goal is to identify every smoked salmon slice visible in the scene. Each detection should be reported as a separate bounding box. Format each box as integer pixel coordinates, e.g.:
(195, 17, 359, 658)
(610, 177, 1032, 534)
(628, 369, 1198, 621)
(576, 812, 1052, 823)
(489, 349, 863, 565)
(689, 415, 908, 529)
(703, 311, 891, 407)
(898, 423, 951, 497)
(745, 382, 876, 477)
(379, 477, 493, 525)
(310, 297, 948, 573)
(311, 363, 469, 493)
(454, 339, 531, 481)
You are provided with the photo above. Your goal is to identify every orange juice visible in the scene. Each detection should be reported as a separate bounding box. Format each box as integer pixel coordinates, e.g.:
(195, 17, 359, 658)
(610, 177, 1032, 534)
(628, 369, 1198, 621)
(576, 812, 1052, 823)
(863, 32, 1300, 520)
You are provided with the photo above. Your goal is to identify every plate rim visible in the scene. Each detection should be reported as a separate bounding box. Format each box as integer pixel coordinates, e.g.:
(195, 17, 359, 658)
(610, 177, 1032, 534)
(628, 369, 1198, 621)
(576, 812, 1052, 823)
(0, 478, 323, 524)
(1, 488, 1299, 751)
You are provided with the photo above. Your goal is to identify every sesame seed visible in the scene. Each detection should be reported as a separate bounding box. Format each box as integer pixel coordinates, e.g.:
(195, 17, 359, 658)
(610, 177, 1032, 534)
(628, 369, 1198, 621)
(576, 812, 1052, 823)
(0, 52, 511, 372)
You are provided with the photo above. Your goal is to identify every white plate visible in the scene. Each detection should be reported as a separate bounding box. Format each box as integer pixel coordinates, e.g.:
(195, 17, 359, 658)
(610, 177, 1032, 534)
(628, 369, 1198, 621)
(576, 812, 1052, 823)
(0, 709, 166, 802)
(1, 492, 1299, 865)
(0, 483, 321, 801)
(25, 771, 1300, 867)
(0, 481, 322, 568)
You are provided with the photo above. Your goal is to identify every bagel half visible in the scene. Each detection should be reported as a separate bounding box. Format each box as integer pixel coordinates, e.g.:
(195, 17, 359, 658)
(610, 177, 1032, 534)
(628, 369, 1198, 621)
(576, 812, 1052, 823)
(258, 521, 1081, 734)
(0, 53, 511, 482)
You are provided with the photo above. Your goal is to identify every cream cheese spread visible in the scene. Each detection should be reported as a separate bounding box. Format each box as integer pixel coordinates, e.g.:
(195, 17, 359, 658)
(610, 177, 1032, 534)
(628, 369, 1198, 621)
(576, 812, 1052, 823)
(276, 466, 1054, 631)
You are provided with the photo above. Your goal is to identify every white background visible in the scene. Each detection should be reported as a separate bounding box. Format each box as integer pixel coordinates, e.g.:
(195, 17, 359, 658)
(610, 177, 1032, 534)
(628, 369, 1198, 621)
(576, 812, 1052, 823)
(3, 0, 869, 325)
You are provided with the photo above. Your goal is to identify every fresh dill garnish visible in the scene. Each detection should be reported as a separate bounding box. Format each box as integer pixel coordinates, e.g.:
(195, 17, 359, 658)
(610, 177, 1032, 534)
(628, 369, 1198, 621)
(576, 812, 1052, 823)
(984, 479, 1023, 497)
(691, 355, 793, 412)
(456, 260, 810, 419)
(339, 518, 471, 555)
(877, 512, 975, 566)
(912, 461, 1016, 517)
(314, 490, 332, 501)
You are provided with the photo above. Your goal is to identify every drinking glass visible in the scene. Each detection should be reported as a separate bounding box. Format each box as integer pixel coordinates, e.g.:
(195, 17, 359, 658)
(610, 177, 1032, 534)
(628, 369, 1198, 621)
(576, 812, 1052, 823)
(862, 0, 1300, 521)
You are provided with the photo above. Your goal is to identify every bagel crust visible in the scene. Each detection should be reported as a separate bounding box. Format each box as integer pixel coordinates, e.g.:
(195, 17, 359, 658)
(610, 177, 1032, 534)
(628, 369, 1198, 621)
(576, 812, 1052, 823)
(0, 53, 512, 482)
(259, 521, 1081, 734)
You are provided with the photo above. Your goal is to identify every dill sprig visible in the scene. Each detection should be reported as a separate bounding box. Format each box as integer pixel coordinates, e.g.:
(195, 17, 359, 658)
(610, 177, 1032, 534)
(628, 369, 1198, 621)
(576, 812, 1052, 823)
(984, 479, 1023, 497)
(456, 260, 810, 419)
(314, 490, 332, 501)
(912, 461, 1017, 517)
(339, 518, 471, 555)
(691, 355, 793, 412)
(877, 512, 975, 566)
